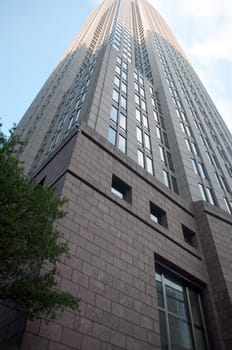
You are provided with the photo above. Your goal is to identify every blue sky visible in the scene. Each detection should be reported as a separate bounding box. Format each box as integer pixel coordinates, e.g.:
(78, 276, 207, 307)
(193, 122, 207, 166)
(1, 0, 231, 135)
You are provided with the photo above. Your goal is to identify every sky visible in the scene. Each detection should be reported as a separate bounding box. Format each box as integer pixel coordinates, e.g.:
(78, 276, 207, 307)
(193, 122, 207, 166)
(1, 0, 232, 135)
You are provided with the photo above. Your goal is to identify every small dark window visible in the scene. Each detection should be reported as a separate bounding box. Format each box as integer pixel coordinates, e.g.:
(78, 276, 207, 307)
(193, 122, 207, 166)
(150, 202, 167, 227)
(182, 225, 197, 247)
(111, 175, 131, 202)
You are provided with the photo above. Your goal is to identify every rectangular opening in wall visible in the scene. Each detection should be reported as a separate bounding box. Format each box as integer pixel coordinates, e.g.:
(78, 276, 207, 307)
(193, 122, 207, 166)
(150, 201, 167, 227)
(155, 256, 209, 350)
(111, 175, 131, 202)
(182, 225, 197, 248)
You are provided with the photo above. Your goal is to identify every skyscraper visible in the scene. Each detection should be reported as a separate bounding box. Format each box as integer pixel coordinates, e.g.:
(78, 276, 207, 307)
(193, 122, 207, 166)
(7, 0, 232, 348)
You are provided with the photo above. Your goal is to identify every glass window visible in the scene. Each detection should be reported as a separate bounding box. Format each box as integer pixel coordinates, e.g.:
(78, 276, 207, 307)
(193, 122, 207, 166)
(224, 198, 232, 214)
(113, 89, 119, 103)
(141, 100, 147, 112)
(191, 142, 198, 155)
(111, 175, 131, 202)
(186, 126, 192, 137)
(198, 163, 206, 179)
(122, 71, 127, 81)
(159, 146, 166, 163)
(156, 270, 208, 350)
(163, 170, 170, 188)
(135, 94, 140, 105)
(136, 127, 143, 144)
(146, 157, 153, 175)
(198, 183, 207, 201)
(121, 96, 127, 110)
(150, 202, 167, 226)
(143, 115, 148, 129)
(191, 159, 199, 175)
(136, 109, 141, 122)
(144, 134, 151, 150)
(153, 110, 158, 122)
(121, 82, 127, 94)
(205, 187, 215, 205)
(180, 122, 185, 133)
(116, 66, 121, 75)
(110, 106, 118, 123)
(185, 139, 191, 151)
(118, 135, 126, 153)
(119, 113, 126, 130)
(156, 127, 161, 139)
(114, 76, 120, 87)
(108, 127, 116, 145)
(137, 149, 144, 168)
(134, 82, 139, 91)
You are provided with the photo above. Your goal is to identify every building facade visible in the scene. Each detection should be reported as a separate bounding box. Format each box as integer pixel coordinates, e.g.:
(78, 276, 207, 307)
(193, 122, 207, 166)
(3, 0, 232, 349)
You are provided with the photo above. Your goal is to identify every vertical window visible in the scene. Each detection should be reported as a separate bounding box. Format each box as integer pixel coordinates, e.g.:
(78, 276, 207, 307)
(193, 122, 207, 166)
(118, 135, 126, 154)
(159, 146, 166, 163)
(137, 150, 144, 168)
(135, 94, 140, 105)
(198, 163, 206, 179)
(136, 127, 143, 144)
(146, 157, 153, 175)
(110, 106, 118, 123)
(191, 159, 198, 175)
(119, 113, 126, 130)
(108, 127, 116, 145)
(163, 170, 170, 188)
(144, 134, 151, 150)
(205, 187, 215, 205)
(156, 127, 161, 139)
(121, 82, 127, 94)
(113, 89, 119, 103)
(224, 198, 232, 214)
(185, 139, 191, 152)
(136, 109, 141, 122)
(143, 115, 148, 129)
(156, 270, 209, 350)
(114, 76, 120, 87)
(198, 184, 207, 201)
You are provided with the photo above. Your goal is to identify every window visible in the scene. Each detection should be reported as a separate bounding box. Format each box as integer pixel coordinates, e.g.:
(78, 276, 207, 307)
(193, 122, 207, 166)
(159, 146, 165, 163)
(118, 135, 126, 153)
(146, 157, 153, 175)
(136, 109, 141, 122)
(198, 163, 206, 179)
(182, 225, 197, 247)
(150, 202, 167, 227)
(111, 175, 131, 202)
(135, 94, 140, 105)
(137, 149, 144, 168)
(136, 127, 143, 144)
(185, 139, 191, 152)
(191, 159, 198, 175)
(121, 96, 127, 110)
(205, 187, 215, 205)
(142, 115, 148, 129)
(156, 127, 161, 139)
(224, 198, 232, 214)
(119, 113, 126, 130)
(156, 269, 209, 350)
(114, 76, 120, 87)
(198, 184, 207, 201)
(113, 89, 119, 103)
(108, 127, 116, 145)
(163, 170, 170, 188)
(144, 134, 151, 150)
(121, 82, 127, 94)
(111, 106, 118, 123)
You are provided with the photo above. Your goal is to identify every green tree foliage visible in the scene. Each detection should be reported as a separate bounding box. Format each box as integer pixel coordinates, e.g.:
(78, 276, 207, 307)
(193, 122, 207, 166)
(0, 128, 80, 320)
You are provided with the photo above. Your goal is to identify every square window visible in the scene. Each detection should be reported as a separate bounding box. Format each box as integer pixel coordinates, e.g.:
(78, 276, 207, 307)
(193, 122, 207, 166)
(150, 202, 167, 227)
(182, 225, 197, 247)
(111, 175, 131, 202)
